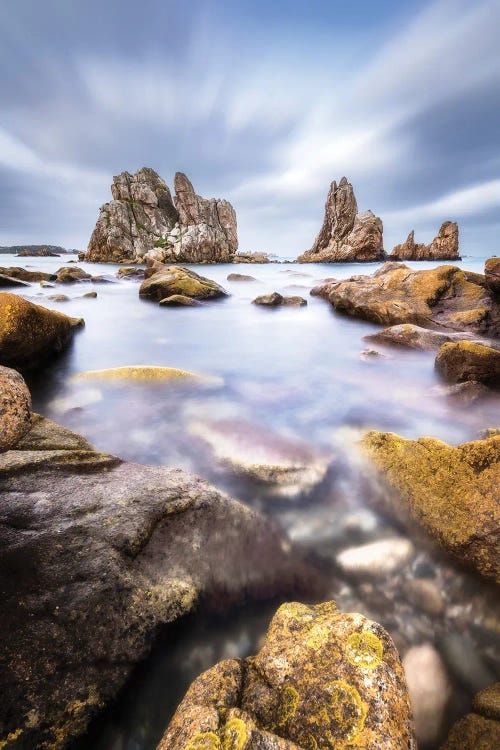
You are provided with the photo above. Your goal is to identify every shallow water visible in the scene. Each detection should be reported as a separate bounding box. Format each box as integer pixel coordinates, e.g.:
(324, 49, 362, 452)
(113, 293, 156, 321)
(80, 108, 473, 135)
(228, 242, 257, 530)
(3, 253, 500, 749)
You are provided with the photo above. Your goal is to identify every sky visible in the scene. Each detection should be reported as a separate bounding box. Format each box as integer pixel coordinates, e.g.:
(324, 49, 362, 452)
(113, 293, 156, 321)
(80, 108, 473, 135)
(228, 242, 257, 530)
(1, 0, 499, 257)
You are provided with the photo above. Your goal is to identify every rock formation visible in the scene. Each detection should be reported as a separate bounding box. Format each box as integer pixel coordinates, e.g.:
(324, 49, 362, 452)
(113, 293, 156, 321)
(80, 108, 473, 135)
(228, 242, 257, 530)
(362, 431, 500, 581)
(0, 414, 315, 749)
(85, 168, 238, 264)
(158, 600, 416, 750)
(390, 222, 460, 261)
(0, 292, 84, 371)
(139, 265, 229, 302)
(297, 177, 385, 263)
(312, 262, 500, 337)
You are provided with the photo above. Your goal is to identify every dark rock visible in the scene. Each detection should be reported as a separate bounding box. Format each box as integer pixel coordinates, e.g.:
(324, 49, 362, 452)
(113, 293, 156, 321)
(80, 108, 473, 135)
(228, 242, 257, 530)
(0, 273, 30, 288)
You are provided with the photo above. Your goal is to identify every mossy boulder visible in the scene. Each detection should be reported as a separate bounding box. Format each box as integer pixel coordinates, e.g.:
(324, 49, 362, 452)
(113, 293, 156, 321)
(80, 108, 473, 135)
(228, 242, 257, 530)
(139, 266, 228, 301)
(0, 416, 314, 749)
(0, 292, 84, 371)
(72, 365, 220, 385)
(435, 341, 500, 387)
(439, 684, 500, 749)
(0, 366, 32, 451)
(159, 600, 416, 750)
(362, 431, 500, 581)
(314, 263, 500, 336)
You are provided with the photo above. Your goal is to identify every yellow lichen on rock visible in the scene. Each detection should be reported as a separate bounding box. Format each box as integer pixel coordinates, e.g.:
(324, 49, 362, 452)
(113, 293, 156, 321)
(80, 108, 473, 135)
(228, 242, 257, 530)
(326, 680, 367, 743)
(345, 631, 383, 671)
(222, 717, 247, 750)
(72, 365, 222, 385)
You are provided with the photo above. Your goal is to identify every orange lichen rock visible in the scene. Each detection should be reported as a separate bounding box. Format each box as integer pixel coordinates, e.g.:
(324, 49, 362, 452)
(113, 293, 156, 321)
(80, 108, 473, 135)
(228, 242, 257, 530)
(362, 431, 500, 582)
(158, 601, 416, 750)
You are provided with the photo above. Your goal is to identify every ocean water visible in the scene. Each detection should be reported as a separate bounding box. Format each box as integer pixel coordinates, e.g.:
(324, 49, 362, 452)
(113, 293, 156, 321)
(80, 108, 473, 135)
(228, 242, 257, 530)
(2, 253, 499, 749)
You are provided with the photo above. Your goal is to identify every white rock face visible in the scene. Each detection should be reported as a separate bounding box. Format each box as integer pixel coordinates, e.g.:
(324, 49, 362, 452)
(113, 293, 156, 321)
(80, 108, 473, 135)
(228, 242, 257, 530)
(403, 643, 452, 747)
(86, 168, 237, 263)
(335, 537, 414, 577)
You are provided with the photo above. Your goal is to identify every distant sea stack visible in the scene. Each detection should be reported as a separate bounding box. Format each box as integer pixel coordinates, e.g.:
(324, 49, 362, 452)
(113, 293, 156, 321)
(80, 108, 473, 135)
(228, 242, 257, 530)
(296, 177, 385, 263)
(390, 222, 460, 261)
(85, 167, 238, 264)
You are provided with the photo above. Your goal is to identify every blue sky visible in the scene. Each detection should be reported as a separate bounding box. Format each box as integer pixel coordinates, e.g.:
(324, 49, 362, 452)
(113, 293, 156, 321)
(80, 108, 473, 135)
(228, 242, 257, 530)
(1, 0, 499, 256)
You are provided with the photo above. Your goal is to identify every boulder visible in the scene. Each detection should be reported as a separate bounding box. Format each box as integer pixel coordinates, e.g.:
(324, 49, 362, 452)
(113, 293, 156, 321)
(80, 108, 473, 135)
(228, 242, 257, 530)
(55, 266, 92, 283)
(189, 418, 330, 499)
(159, 294, 202, 307)
(253, 292, 307, 307)
(296, 177, 385, 263)
(0, 267, 57, 283)
(0, 366, 32, 451)
(435, 341, 500, 387)
(439, 684, 500, 749)
(362, 431, 500, 581)
(364, 323, 495, 351)
(314, 262, 500, 336)
(139, 266, 228, 301)
(85, 168, 237, 264)
(485, 257, 500, 295)
(158, 600, 416, 750)
(47, 293, 70, 302)
(0, 292, 84, 371)
(390, 223, 460, 261)
(0, 273, 30, 287)
(0, 416, 315, 749)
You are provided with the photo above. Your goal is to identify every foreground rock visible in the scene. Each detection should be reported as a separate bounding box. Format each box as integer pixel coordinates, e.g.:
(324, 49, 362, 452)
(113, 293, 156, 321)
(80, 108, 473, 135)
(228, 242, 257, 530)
(485, 257, 500, 295)
(85, 167, 237, 263)
(390, 223, 460, 261)
(253, 292, 307, 307)
(364, 323, 496, 351)
(297, 177, 385, 263)
(362, 431, 500, 581)
(0, 366, 32, 451)
(314, 262, 500, 336)
(0, 292, 84, 370)
(139, 265, 228, 301)
(190, 418, 330, 499)
(0, 416, 314, 749)
(159, 600, 416, 750)
(439, 684, 500, 749)
(435, 341, 500, 387)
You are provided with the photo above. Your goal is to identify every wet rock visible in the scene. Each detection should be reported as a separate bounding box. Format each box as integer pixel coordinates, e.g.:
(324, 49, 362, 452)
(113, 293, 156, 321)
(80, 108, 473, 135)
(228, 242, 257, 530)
(0, 273, 30, 287)
(360, 348, 385, 360)
(0, 266, 56, 283)
(403, 644, 451, 747)
(40, 280, 55, 288)
(435, 341, 500, 387)
(478, 427, 500, 439)
(0, 417, 314, 749)
(335, 538, 414, 578)
(403, 579, 444, 616)
(116, 266, 145, 279)
(364, 324, 492, 351)
(227, 273, 257, 281)
(72, 365, 221, 385)
(159, 601, 416, 750)
(390, 223, 460, 261)
(55, 266, 92, 283)
(139, 265, 228, 301)
(85, 168, 237, 263)
(485, 257, 500, 295)
(473, 683, 500, 720)
(48, 293, 70, 302)
(363, 431, 500, 581)
(0, 366, 32, 451)
(253, 292, 307, 307)
(0, 292, 84, 371)
(297, 177, 385, 262)
(82, 291, 97, 298)
(189, 418, 330, 499)
(159, 294, 202, 307)
(435, 380, 493, 403)
(314, 263, 500, 336)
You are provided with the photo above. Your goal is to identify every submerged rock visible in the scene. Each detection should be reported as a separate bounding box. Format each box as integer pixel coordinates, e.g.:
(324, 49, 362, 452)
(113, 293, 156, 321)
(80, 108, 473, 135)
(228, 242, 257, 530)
(0, 292, 84, 371)
(159, 294, 202, 307)
(364, 324, 493, 351)
(362, 431, 500, 581)
(390, 223, 460, 261)
(314, 262, 500, 336)
(403, 644, 451, 747)
(158, 600, 416, 750)
(72, 365, 221, 384)
(0, 366, 32, 451)
(297, 177, 385, 263)
(227, 273, 257, 281)
(189, 418, 330, 498)
(335, 538, 414, 578)
(139, 265, 229, 301)
(253, 292, 307, 307)
(48, 293, 70, 302)
(85, 167, 237, 263)
(0, 416, 313, 749)
(435, 340, 500, 387)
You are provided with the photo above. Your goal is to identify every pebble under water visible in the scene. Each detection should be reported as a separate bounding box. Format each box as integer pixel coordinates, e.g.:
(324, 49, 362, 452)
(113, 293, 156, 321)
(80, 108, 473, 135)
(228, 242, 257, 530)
(5, 253, 499, 750)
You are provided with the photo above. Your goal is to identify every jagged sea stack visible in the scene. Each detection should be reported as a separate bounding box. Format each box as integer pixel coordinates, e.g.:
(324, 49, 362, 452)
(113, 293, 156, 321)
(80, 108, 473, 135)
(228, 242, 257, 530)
(296, 177, 385, 262)
(85, 168, 237, 263)
(390, 221, 460, 261)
